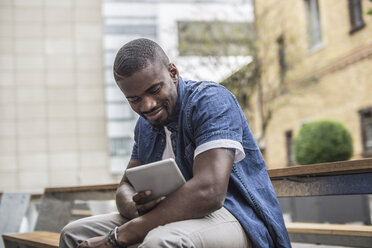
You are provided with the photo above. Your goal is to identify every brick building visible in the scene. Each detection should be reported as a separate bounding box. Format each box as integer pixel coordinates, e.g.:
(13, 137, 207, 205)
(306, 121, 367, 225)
(249, 0, 372, 168)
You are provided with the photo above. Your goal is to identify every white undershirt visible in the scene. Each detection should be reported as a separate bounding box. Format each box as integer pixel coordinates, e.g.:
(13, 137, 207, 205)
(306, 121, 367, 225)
(162, 127, 176, 160)
(162, 127, 245, 163)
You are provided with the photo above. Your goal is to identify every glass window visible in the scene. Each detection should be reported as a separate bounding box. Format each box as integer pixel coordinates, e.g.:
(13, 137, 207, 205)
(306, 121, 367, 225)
(304, 0, 323, 51)
(277, 35, 286, 84)
(106, 103, 134, 120)
(109, 137, 134, 157)
(358, 107, 372, 157)
(348, 0, 365, 33)
(105, 69, 116, 86)
(107, 121, 136, 138)
(285, 130, 295, 166)
(177, 21, 254, 56)
(366, 122, 372, 148)
(105, 85, 125, 102)
(102, 9, 156, 174)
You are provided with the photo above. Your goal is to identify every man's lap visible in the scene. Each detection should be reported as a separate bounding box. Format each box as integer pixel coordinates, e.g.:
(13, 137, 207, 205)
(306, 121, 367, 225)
(60, 208, 250, 248)
(140, 207, 251, 248)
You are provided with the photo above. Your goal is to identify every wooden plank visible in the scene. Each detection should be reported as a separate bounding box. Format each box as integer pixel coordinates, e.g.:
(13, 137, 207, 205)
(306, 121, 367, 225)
(286, 222, 372, 237)
(71, 209, 92, 216)
(44, 184, 118, 193)
(2, 232, 59, 248)
(268, 158, 372, 179)
(288, 233, 372, 248)
(272, 173, 372, 197)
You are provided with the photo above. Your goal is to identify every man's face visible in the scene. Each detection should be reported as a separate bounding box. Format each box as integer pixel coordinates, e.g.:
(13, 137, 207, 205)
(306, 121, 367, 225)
(116, 62, 179, 128)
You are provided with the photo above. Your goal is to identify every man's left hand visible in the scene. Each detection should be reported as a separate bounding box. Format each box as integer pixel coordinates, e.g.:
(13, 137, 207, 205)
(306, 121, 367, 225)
(77, 236, 112, 248)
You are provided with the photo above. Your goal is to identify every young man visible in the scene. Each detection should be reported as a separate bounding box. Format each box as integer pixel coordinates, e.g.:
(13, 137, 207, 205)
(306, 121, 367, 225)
(60, 38, 291, 248)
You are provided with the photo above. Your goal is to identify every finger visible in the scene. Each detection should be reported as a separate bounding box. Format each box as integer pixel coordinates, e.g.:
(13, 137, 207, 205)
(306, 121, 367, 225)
(137, 196, 166, 213)
(132, 190, 151, 203)
(77, 241, 87, 248)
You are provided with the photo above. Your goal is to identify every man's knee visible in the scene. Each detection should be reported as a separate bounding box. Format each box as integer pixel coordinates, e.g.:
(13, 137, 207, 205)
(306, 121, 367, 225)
(60, 220, 83, 247)
(139, 226, 195, 248)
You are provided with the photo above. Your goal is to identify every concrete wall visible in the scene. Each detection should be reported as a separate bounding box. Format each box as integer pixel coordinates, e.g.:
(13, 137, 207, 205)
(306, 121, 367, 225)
(253, 0, 372, 168)
(0, 0, 116, 191)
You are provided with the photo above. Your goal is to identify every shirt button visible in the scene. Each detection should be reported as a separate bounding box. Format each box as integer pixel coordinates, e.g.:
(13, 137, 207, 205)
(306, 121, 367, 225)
(161, 139, 165, 143)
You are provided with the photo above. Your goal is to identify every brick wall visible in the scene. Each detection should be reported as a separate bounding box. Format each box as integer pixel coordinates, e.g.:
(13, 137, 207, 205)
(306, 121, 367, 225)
(253, 0, 372, 168)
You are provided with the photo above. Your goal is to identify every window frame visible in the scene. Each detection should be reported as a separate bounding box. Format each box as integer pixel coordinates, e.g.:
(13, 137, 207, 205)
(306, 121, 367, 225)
(285, 130, 296, 166)
(358, 107, 372, 157)
(304, 0, 323, 52)
(348, 0, 365, 34)
(277, 35, 287, 85)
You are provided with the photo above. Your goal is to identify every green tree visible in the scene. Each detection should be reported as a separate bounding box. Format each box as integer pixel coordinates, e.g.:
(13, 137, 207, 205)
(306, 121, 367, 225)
(294, 120, 353, 165)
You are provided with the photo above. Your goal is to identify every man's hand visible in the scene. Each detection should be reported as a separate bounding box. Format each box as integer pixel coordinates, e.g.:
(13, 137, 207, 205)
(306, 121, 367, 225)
(77, 236, 111, 248)
(116, 160, 141, 219)
(133, 190, 166, 215)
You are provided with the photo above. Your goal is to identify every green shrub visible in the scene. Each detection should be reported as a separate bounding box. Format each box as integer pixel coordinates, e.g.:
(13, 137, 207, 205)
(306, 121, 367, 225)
(294, 120, 353, 165)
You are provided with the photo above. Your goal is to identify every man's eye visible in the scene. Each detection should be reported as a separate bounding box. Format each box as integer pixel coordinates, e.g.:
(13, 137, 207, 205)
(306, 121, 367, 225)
(150, 86, 161, 94)
(129, 98, 140, 103)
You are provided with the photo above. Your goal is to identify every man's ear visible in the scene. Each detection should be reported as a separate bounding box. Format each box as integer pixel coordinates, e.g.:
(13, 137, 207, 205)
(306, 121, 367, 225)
(168, 63, 179, 82)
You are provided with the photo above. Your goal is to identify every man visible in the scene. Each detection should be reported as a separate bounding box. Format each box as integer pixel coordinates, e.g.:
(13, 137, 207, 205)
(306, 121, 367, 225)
(60, 38, 291, 248)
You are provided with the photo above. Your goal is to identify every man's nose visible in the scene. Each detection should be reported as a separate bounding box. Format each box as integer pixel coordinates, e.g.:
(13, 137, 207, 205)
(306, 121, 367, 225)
(140, 95, 157, 113)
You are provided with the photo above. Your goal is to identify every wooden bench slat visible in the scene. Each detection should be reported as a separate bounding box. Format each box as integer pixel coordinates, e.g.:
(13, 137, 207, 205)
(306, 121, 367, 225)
(71, 209, 92, 216)
(44, 184, 118, 193)
(286, 222, 372, 237)
(2, 231, 59, 248)
(268, 158, 372, 179)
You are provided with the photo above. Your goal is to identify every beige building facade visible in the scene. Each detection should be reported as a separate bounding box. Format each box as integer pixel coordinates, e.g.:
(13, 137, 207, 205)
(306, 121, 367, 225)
(251, 0, 372, 168)
(0, 0, 115, 191)
(0, 0, 254, 192)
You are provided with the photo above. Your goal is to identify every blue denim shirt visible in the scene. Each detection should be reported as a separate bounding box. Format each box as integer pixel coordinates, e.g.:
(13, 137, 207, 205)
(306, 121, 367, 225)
(131, 77, 291, 247)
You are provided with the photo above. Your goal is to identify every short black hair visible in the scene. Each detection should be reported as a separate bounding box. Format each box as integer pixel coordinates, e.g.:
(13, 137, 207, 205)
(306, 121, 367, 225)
(113, 38, 169, 80)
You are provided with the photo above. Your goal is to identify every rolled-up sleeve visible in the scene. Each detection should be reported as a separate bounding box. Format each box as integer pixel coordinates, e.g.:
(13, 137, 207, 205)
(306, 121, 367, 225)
(188, 84, 246, 162)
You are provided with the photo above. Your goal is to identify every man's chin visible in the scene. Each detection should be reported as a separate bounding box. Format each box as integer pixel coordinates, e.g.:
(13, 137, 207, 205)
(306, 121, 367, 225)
(151, 120, 170, 129)
(144, 117, 169, 129)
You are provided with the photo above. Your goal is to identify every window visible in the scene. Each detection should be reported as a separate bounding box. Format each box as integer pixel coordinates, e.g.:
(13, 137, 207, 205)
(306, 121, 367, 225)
(285, 130, 295, 166)
(177, 21, 254, 56)
(102, 8, 157, 174)
(348, 0, 365, 34)
(304, 0, 323, 51)
(277, 35, 287, 84)
(109, 137, 134, 157)
(359, 107, 372, 157)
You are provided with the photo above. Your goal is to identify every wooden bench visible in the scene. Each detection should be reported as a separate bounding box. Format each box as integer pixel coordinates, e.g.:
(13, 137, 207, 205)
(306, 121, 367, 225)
(269, 158, 372, 247)
(2, 185, 118, 248)
(2, 232, 59, 248)
(34, 184, 118, 232)
(3, 158, 372, 247)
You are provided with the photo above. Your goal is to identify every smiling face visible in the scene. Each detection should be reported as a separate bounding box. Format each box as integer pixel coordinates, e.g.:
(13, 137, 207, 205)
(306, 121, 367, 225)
(116, 61, 179, 128)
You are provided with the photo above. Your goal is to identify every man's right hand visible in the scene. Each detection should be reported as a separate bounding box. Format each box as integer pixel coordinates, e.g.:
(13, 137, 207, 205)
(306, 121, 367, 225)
(132, 190, 166, 215)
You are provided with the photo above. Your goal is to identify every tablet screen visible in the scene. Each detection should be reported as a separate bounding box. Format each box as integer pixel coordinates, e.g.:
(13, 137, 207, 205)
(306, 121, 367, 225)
(125, 158, 186, 202)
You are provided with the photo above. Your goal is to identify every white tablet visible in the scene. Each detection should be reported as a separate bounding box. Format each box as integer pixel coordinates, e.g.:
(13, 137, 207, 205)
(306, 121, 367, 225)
(125, 158, 186, 202)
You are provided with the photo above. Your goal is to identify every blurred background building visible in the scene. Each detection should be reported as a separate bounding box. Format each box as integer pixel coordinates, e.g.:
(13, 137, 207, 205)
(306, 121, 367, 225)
(0, 0, 253, 192)
(223, 0, 372, 168)
(0, 0, 109, 191)
(1, 0, 371, 192)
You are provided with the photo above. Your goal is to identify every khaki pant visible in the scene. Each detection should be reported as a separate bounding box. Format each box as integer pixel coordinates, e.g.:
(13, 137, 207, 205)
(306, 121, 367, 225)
(60, 207, 251, 248)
